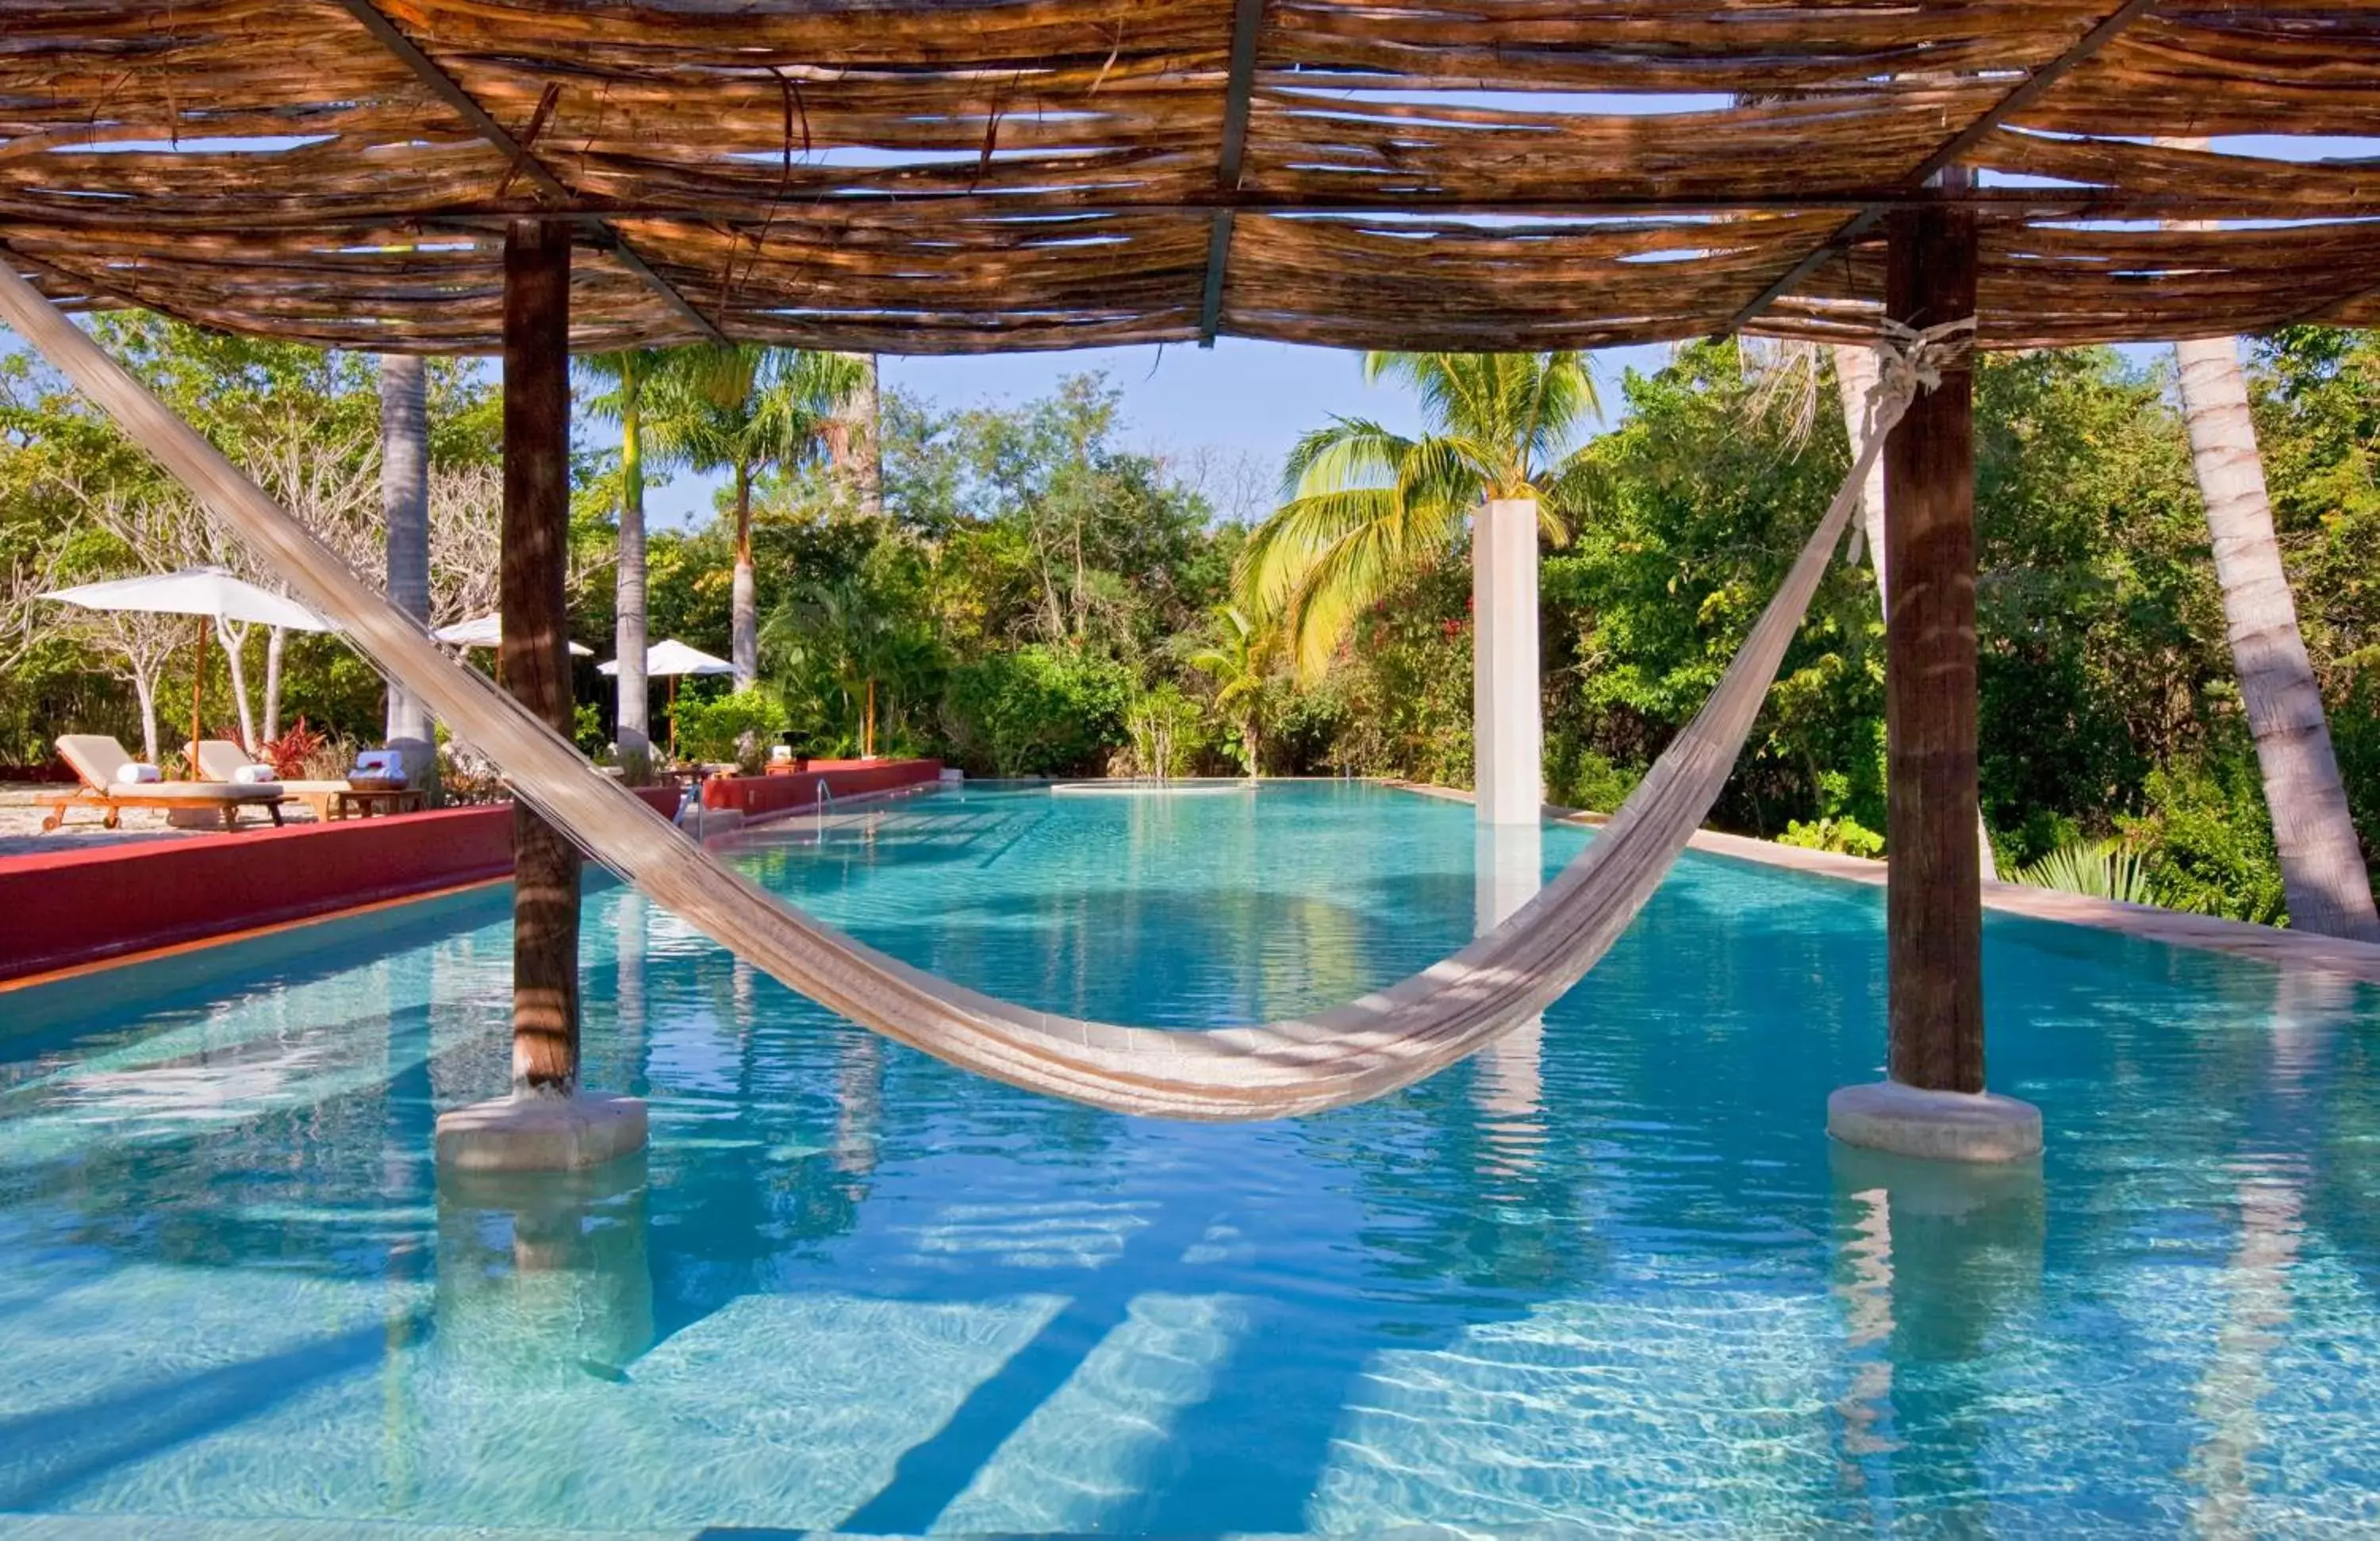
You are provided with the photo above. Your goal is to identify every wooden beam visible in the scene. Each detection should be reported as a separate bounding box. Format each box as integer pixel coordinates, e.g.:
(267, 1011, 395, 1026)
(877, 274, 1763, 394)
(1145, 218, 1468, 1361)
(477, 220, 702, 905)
(1883, 198, 1984, 1095)
(501, 217, 584, 1095)
(19, 186, 2356, 240)
(327, 0, 725, 344)
(2286, 269, 2380, 329)
(1198, 0, 1267, 348)
(1723, 0, 2162, 335)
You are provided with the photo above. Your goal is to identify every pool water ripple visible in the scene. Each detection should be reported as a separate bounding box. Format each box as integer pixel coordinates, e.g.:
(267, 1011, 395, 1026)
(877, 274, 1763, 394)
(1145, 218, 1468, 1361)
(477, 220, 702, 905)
(1, 782, 2378, 1535)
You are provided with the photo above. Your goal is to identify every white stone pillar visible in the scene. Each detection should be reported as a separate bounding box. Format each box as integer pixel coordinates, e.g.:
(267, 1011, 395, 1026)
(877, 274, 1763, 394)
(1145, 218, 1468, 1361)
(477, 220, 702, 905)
(1473, 496, 1542, 827)
(1473, 820, 1543, 936)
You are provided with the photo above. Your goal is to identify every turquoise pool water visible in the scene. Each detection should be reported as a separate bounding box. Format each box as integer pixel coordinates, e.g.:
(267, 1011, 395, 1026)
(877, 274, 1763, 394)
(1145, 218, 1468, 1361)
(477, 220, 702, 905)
(2, 781, 2378, 1536)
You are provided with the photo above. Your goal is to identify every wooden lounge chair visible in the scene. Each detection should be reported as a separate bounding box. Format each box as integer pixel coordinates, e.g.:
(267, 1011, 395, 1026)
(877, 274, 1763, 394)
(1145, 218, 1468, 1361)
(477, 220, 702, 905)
(40, 734, 287, 832)
(192, 739, 347, 822)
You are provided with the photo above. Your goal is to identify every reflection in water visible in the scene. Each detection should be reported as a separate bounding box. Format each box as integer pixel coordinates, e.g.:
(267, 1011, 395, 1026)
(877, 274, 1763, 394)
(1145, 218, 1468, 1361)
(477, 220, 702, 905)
(434, 1155, 654, 1386)
(1829, 1143, 2045, 1531)
(1833, 1184, 1899, 1473)
(1472, 823, 1546, 1186)
(2185, 1164, 2304, 1539)
(835, 1032, 882, 1178)
(2182, 969, 2340, 1537)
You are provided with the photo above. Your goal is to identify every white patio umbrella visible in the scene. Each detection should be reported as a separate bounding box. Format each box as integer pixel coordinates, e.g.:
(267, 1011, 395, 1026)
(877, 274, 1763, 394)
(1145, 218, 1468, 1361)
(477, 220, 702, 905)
(432, 612, 593, 656)
(597, 640, 734, 760)
(41, 567, 333, 774)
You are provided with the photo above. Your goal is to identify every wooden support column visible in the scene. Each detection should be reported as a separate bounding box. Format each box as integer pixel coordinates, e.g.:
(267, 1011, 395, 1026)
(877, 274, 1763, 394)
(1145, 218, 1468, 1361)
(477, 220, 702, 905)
(1882, 196, 1982, 1095)
(501, 219, 582, 1094)
(1827, 190, 2033, 1162)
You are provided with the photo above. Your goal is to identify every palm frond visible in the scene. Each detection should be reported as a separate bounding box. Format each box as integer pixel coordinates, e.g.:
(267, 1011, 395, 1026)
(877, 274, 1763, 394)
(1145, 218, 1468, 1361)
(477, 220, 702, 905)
(1275, 496, 1467, 680)
(1395, 434, 1488, 515)
(1523, 352, 1602, 471)
(1236, 487, 1401, 619)
(1281, 417, 1416, 499)
(2014, 840, 2156, 906)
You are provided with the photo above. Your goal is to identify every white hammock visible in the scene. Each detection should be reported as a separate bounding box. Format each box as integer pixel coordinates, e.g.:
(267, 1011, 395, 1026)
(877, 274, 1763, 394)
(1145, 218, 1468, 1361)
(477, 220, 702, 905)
(0, 265, 1963, 1120)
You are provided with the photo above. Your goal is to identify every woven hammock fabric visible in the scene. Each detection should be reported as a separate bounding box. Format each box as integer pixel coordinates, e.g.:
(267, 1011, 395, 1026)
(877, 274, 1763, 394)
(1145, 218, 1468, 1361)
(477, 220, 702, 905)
(0, 264, 1951, 1120)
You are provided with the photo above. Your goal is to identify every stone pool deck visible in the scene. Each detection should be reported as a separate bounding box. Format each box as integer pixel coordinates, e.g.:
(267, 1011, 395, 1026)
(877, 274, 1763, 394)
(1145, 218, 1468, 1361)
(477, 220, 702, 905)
(1392, 781, 2380, 988)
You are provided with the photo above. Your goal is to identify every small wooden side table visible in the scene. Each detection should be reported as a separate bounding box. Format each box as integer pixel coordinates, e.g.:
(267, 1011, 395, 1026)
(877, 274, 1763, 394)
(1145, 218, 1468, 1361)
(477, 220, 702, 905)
(332, 787, 428, 820)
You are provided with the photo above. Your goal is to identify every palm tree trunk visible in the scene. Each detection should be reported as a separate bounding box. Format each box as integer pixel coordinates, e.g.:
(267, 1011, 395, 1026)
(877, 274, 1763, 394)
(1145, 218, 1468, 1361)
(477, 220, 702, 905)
(380, 353, 438, 795)
(2175, 334, 2380, 940)
(614, 369, 651, 781)
(1836, 343, 1999, 882)
(731, 463, 758, 690)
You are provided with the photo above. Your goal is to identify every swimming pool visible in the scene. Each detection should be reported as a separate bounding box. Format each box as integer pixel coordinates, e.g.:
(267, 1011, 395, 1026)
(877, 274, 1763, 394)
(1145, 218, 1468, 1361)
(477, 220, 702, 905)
(2, 781, 2375, 1535)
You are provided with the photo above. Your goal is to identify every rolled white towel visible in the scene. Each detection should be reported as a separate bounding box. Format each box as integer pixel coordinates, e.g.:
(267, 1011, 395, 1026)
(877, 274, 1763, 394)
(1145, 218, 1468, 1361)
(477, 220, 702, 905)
(230, 763, 276, 785)
(113, 762, 162, 786)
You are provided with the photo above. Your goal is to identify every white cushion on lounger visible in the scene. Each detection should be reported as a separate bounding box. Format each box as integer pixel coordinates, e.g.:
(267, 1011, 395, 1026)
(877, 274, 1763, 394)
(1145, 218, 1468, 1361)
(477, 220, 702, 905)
(229, 763, 275, 784)
(114, 763, 162, 785)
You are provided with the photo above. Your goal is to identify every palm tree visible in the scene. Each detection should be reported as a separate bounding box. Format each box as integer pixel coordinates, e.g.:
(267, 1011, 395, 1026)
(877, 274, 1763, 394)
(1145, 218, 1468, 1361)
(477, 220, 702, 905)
(1240, 352, 1596, 679)
(379, 352, 436, 794)
(647, 346, 865, 690)
(1186, 604, 1271, 778)
(578, 347, 669, 781)
(1240, 352, 1597, 824)
(2149, 135, 2376, 939)
(2175, 334, 2380, 940)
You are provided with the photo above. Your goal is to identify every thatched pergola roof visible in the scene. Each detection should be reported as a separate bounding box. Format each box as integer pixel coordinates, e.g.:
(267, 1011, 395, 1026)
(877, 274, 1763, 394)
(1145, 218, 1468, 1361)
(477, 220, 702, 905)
(5, 0, 2378, 355)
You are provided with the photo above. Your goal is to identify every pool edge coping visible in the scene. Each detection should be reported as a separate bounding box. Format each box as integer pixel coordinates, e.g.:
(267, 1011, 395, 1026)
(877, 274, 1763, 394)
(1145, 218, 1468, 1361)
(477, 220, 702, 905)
(1384, 778, 2380, 988)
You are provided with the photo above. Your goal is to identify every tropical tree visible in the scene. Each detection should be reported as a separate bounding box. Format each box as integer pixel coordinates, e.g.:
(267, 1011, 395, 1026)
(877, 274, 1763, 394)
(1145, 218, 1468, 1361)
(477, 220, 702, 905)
(761, 560, 940, 759)
(1240, 352, 1599, 681)
(826, 352, 883, 517)
(2175, 332, 2380, 939)
(578, 347, 670, 780)
(379, 353, 435, 789)
(647, 345, 865, 689)
(1186, 604, 1271, 776)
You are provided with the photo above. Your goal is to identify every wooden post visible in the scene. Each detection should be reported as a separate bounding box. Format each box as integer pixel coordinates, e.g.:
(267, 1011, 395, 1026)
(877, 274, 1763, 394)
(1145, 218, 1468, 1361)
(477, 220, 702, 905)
(1882, 194, 1983, 1094)
(501, 219, 582, 1095)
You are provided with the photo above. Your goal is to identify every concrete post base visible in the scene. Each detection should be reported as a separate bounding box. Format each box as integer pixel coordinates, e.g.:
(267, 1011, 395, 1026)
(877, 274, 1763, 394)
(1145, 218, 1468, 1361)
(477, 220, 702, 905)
(436, 1092, 648, 1174)
(1826, 1080, 2042, 1164)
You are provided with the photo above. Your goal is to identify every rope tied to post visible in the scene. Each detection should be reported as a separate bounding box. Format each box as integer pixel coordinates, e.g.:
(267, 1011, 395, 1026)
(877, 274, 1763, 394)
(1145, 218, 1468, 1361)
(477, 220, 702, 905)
(1843, 314, 1979, 569)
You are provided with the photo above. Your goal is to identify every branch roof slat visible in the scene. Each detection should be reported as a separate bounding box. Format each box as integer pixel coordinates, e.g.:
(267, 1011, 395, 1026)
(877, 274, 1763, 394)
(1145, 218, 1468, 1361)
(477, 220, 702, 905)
(2, 0, 2376, 354)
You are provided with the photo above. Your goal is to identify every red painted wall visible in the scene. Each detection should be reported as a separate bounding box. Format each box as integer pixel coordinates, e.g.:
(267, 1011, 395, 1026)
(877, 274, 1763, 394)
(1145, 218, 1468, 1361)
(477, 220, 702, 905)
(702, 758, 942, 820)
(0, 784, 681, 983)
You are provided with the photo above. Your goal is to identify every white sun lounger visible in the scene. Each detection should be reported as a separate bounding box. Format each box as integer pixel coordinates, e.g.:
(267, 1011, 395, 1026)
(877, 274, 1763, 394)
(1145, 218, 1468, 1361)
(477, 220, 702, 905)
(42, 734, 287, 832)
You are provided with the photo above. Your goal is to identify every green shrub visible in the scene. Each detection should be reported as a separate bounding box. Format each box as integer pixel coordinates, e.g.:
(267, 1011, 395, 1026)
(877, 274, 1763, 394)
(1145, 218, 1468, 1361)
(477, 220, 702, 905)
(1123, 683, 1206, 778)
(943, 645, 1133, 777)
(573, 701, 608, 759)
(1546, 742, 1643, 814)
(1778, 815, 1885, 859)
(2121, 760, 2288, 926)
(675, 687, 788, 774)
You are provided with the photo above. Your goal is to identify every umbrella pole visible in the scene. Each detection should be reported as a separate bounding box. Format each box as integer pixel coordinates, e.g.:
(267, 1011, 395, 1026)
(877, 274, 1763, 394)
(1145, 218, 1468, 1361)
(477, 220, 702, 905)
(188, 613, 207, 777)
(667, 675, 678, 763)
